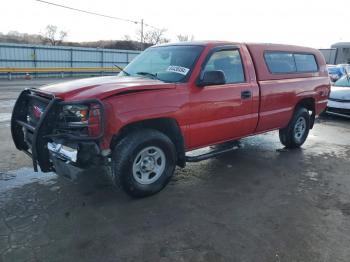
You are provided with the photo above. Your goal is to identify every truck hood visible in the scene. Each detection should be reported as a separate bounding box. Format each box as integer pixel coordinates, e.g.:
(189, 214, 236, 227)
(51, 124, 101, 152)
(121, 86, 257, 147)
(36, 76, 176, 101)
(329, 86, 350, 101)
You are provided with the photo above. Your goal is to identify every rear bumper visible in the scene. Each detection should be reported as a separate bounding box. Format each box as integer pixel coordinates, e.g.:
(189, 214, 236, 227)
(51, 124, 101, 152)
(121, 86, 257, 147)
(11, 89, 106, 172)
(326, 107, 350, 118)
(327, 100, 350, 110)
(326, 100, 350, 118)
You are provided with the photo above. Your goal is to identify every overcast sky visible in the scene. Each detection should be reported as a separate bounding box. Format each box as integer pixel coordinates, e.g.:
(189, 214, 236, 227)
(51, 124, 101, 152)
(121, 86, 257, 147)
(0, 0, 349, 48)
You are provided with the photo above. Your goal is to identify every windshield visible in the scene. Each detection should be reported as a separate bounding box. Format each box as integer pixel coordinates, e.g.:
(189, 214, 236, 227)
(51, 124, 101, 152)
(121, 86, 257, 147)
(118, 45, 204, 83)
(334, 76, 350, 87)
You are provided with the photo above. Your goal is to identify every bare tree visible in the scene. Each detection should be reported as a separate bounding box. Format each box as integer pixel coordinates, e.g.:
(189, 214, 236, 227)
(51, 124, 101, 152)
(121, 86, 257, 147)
(177, 34, 194, 42)
(138, 28, 170, 46)
(123, 34, 131, 41)
(59, 30, 67, 43)
(41, 25, 68, 45)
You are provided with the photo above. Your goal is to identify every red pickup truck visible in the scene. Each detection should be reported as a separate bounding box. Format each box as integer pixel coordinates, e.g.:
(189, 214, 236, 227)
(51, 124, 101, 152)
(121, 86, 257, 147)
(11, 41, 330, 197)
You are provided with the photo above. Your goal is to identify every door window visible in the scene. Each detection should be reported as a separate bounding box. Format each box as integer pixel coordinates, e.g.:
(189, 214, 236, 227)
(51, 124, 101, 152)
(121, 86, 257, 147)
(203, 50, 245, 83)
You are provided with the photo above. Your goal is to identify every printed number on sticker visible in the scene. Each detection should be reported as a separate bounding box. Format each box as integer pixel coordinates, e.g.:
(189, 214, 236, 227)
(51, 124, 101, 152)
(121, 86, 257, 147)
(166, 66, 190, 76)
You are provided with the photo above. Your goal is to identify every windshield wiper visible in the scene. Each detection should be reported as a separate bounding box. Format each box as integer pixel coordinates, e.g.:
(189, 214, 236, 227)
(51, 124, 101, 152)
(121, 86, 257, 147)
(114, 64, 130, 76)
(136, 71, 158, 79)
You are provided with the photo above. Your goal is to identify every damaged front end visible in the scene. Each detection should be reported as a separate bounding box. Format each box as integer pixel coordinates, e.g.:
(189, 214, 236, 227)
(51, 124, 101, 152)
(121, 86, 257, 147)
(11, 89, 105, 179)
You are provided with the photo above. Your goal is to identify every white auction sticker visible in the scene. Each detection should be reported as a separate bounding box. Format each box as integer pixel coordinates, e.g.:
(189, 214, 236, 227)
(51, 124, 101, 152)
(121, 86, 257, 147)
(166, 65, 190, 75)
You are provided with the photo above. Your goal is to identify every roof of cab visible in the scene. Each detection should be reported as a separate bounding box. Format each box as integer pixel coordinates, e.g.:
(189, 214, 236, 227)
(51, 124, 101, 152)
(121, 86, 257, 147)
(245, 42, 318, 53)
(155, 41, 317, 51)
(153, 40, 236, 47)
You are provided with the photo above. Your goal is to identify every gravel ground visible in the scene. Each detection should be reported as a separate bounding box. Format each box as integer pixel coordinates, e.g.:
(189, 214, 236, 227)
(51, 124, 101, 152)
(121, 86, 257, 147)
(0, 78, 350, 262)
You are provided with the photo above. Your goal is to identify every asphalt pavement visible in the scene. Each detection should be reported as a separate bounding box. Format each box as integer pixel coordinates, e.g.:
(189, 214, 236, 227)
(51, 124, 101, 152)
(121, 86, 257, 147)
(0, 78, 350, 262)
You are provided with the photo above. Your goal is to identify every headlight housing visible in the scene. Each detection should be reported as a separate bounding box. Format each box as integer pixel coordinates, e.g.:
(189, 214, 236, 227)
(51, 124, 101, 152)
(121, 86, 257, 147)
(62, 105, 89, 127)
(56, 102, 104, 139)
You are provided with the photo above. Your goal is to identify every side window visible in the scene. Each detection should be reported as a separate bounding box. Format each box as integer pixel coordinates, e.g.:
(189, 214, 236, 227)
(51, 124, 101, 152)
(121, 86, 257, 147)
(203, 50, 245, 83)
(264, 52, 319, 74)
(294, 54, 318, 72)
(264, 52, 296, 73)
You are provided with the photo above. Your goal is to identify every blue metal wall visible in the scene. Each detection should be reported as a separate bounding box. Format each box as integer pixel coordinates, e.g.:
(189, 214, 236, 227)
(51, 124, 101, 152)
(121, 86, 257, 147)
(0, 43, 140, 78)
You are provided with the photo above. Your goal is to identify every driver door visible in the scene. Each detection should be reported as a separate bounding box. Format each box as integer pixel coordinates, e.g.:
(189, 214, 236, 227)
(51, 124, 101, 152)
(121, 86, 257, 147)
(188, 47, 258, 148)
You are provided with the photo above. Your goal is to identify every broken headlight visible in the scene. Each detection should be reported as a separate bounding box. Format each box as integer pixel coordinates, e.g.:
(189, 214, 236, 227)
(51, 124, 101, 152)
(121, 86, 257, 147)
(61, 104, 89, 127)
(56, 103, 103, 138)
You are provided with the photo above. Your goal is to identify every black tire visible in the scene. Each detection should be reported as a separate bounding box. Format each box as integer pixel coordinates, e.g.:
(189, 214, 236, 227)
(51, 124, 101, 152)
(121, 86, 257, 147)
(279, 107, 310, 148)
(111, 129, 176, 198)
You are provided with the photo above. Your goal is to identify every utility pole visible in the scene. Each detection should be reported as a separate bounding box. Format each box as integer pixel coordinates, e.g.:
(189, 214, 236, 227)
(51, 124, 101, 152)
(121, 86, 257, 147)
(140, 18, 144, 51)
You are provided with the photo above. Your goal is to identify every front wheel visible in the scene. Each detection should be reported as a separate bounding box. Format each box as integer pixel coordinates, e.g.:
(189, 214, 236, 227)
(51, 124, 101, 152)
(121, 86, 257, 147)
(279, 107, 310, 148)
(112, 129, 176, 198)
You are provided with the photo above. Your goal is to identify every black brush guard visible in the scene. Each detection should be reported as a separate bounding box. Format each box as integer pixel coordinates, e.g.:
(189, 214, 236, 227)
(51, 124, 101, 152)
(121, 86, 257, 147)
(11, 89, 105, 172)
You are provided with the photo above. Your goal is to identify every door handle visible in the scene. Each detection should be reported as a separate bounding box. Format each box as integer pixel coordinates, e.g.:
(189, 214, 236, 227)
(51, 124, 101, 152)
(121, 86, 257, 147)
(241, 90, 252, 99)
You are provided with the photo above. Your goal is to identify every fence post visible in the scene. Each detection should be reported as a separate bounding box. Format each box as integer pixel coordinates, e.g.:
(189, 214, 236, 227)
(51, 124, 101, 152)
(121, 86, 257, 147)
(101, 50, 104, 76)
(70, 48, 73, 77)
(33, 46, 37, 79)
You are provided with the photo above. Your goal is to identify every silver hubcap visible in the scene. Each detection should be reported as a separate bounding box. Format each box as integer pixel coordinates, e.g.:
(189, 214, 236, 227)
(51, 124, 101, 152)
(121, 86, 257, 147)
(294, 116, 307, 142)
(132, 146, 166, 185)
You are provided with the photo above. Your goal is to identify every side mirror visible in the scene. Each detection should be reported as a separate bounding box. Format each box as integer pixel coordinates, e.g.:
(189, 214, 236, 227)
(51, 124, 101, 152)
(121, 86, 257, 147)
(197, 70, 226, 87)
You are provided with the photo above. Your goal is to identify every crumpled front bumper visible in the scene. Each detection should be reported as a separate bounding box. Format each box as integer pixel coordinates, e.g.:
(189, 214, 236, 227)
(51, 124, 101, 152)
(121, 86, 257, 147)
(47, 141, 104, 180)
(47, 142, 81, 180)
(48, 142, 78, 162)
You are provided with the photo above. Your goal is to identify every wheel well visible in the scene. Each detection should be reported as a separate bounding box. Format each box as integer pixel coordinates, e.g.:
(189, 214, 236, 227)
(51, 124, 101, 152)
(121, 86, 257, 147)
(296, 97, 316, 129)
(110, 118, 186, 167)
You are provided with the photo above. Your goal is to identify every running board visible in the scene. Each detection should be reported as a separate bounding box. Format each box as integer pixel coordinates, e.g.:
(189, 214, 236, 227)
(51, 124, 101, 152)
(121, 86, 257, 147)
(185, 141, 241, 162)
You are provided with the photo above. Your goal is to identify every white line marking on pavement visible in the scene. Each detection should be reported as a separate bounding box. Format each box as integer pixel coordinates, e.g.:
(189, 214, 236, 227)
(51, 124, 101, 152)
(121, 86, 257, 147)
(0, 113, 12, 122)
(0, 100, 16, 109)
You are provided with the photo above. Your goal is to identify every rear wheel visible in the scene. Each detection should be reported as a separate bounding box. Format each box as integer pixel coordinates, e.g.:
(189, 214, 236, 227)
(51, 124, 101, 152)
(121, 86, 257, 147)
(279, 107, 310, 148)
(112, 129, 176, 197)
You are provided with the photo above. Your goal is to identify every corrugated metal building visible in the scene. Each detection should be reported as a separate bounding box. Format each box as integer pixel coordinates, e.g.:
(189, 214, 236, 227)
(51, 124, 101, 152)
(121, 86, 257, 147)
(331, 42, 350, 64)
(0, 43, 140, 78)
(319, 48, 337, 65)
(319, 42, 350, 65)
